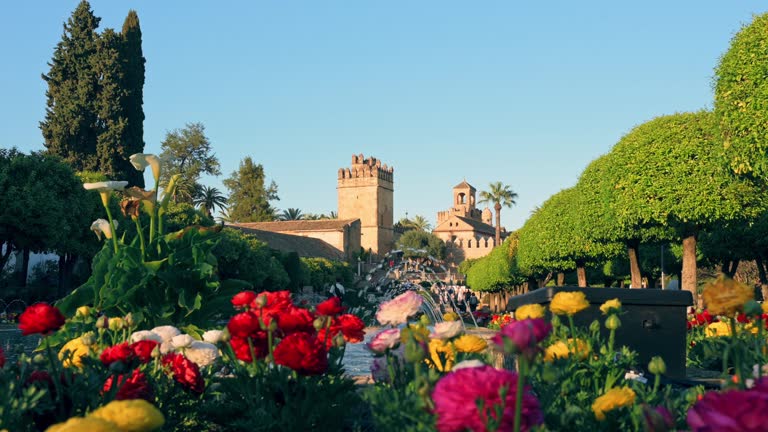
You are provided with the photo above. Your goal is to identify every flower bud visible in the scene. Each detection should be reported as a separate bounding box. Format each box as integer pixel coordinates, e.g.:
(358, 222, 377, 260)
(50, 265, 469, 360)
(605, 315, 621, 331)
(550, 314, 561, 328)
(76, 306, 91, 318)
(32, 354, 46, 365)
(108, 317, 124, 332)
(313, 316, 328, 331)
(80, 331, 97, 346)
(268, 320, 278, 332)
(124, 313, 135, 328)
(220, 328, 231, 342)
(151, 346, 161, 359)
(96, 315, 109, 330)
(648, 356, 666, 375)
(419, 314, 431, 326)
(589, 320, 601, 333)
(254, 294, 267, 308)
(333, 333, 346, 348)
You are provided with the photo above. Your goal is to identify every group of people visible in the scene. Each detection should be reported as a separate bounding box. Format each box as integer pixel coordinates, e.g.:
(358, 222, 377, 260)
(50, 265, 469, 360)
(430, 283, 479, 313)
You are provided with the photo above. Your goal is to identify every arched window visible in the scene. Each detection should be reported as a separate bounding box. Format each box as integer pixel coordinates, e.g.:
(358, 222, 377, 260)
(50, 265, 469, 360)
(467, 239, 473, 248)
(458, 193, 466, 204)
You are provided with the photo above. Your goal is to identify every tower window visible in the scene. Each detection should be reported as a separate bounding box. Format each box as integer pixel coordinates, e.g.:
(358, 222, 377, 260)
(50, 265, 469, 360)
(458, 193, 466, 204)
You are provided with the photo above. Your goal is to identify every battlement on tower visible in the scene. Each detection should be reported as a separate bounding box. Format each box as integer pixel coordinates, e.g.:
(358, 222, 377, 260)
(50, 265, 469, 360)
(338, 153, 394, 183)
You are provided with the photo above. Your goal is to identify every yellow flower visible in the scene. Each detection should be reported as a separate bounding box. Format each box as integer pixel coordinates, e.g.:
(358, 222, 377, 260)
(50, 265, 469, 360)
(443, 312, 460, 321)
(702, 275, 753, 316)
(763, 302, 768, 315)
(515, 304, 545, 320)
(599, 299, 621, 315)
(705, 321, 731, 337)
(453, 335, 488, 353)
(45, 417, 119, 432)
(550, 291, 589, 316)
(108, 317, 125, 332)
(428, 339, 455, 372)
(89, 400, 164, 432)
(76, 306, 91, 318)
(543, 338, 591, 362)
(58, 337, 92, 368)
(401, 324, 430, 344)
(592, 386, 636, 421)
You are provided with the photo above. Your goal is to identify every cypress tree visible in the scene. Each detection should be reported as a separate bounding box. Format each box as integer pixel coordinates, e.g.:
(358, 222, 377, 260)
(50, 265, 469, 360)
(120, 10, 146, 187)
(93, 28, 128, 182)
(40, 0, 101, 172)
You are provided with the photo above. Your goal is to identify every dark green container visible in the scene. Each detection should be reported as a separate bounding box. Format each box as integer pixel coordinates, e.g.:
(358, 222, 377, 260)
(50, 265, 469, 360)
(506, 287, 693, 378)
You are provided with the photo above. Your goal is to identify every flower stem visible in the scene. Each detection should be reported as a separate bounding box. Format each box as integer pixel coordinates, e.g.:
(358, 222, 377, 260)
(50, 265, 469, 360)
(608, 327, 616, 357)
(102, 194, 119, 254)
(514, 357, 527, 432)
(134, 217, 146, 259)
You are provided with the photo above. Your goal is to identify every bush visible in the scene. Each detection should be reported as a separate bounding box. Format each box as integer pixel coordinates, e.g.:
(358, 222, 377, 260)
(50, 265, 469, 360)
(213, 228, 289, 291)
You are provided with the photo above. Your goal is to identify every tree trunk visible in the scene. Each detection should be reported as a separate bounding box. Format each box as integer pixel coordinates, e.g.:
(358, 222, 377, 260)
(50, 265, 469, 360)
(0, 241, 12, 272)
(756, 256, 768, 302)
(681, 234, 698, 304)
(556, 272, 565, 286)
(494, 202, 502, 247)
(722, 259, 739, 277)
(575, 259, 587, 287)
(16, 247, 30, 287)
(627, 239, 643, 288)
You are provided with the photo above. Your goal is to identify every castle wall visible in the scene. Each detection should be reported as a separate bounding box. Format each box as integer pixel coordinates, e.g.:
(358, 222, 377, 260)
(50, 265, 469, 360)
(434, 231, 496, 263)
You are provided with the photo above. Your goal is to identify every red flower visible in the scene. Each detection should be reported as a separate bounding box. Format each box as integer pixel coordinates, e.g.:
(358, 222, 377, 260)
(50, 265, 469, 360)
(231, 291, 257, 309)
(100, 342, 134, 366)
(18, 303, 65, 336)
(273, 307, 315, 336)
(0, 345, 5, 368)
(492, 318, 552, 359)
(316, 297, 344, 316)
(227, 311, 267, 338)
(687, 379, 768, 431)
(229, 334, 269, 362)
(335, 314, 365, 343)
(694, 310, 716, 326)
(737, 313, 750, 324)
(103, 369, 153, 401)
(130, 340, 159, 363)
(254, 290, 293, 313)
(162, 353, 204, 394)
(273, 333, 328, 375)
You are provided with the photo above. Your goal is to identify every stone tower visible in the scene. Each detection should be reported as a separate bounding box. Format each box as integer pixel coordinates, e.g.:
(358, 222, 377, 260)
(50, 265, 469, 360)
(337, 154, 394, 255)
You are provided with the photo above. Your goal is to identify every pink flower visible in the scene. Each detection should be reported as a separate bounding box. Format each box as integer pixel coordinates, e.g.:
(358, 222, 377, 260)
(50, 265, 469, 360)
(687, 379, 768, 431)
(430, 321, 464, 340)
(366, 329, 401, 354)
(491, 318, 551, 358)
(376, 291, 423, 326)
(432, 365, 543, 432)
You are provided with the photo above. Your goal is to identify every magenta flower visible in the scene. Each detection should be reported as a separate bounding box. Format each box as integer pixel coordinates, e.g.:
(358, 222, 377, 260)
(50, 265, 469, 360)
(432, 365, 543, 432)
(491, 318, 551, 358)
(366, 328, 401, 354)
(376, 291, 423, 326)
(687, 379, 768, 431)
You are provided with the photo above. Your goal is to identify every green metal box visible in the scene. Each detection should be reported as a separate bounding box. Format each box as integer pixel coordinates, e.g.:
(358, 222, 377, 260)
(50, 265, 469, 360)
(506, 287, 693, 378)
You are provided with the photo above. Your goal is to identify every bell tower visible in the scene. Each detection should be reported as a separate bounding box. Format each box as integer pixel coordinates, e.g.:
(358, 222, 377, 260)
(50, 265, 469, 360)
(452, 180, 476, 218)
(337, 154, 394, 255)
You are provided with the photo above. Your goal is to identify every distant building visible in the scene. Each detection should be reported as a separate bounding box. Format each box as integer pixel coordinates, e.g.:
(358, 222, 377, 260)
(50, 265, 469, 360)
(337, 154, 394, 255)
(432, 180, 504, 264)
(229, 219, 361, 261)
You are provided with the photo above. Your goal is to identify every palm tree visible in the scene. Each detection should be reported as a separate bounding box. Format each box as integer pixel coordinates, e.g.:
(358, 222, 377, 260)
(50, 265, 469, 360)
(193, 185, 228, 218)
(479, 182, 518, 246)
(279, 208, 304, 221)
(409, 215, 432, 231)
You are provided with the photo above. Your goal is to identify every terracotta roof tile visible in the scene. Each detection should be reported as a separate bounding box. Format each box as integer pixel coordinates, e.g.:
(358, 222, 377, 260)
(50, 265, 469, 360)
(230, 218, 359, 232)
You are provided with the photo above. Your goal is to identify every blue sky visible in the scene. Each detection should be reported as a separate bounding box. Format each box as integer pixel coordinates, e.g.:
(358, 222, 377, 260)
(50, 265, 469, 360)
(1, 1, 766, 231)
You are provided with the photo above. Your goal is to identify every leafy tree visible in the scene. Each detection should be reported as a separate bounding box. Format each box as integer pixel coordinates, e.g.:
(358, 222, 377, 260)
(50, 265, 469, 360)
(41, 1, 101, 173)
(193, 185, 228, 218)
(279, 208, 304, 221)
(41, 2, 145, 185)
(605, 111, 763, 297)
(465, 237, 526, 292)
(119, 10, 146, 187)
(395, 230, 446, 260)
(517, 187, 622, 287)
(714, 13, 768, 182)
(479, 182, 518, 246)
(159, 122, 221, 200)
(213, 228, 290, 291)
(223, 157, 279, 222)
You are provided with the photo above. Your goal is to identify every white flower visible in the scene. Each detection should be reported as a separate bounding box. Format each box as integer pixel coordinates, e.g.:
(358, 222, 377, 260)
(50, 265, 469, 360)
(90, 219, 117, 240)
(129, 154, 161, 182)
(130, 330, 163, 343)
(624, 370, 648, 384)
(202, 330, 224, 344)
(452, 360, 486, 371)
(184, 341, 219, 367)
(160, 341, 175, 354)
(430, 321, 464, 340)
(171, 334, 195, 349)
(151, 325, 181, 343)
(376, 291, 423, 326)
(83, 181, 129, 192)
